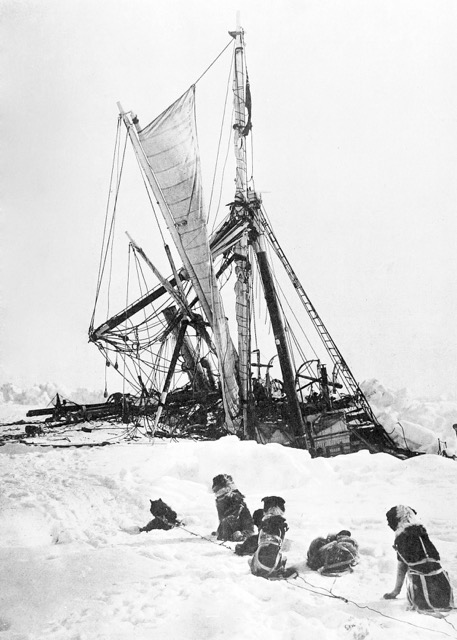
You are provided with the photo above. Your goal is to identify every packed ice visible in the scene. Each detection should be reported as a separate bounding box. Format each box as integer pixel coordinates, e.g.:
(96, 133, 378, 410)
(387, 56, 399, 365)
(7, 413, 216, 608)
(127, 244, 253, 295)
(1, 380, 456, 639)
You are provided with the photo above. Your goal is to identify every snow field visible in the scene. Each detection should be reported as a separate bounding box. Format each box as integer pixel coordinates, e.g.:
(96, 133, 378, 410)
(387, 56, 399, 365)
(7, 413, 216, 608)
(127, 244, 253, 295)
(1, 436, 457, 639)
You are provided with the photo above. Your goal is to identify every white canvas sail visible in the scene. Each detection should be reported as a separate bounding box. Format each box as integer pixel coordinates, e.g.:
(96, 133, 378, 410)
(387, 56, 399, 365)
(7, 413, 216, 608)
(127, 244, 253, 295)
(137, 87, 240, 424)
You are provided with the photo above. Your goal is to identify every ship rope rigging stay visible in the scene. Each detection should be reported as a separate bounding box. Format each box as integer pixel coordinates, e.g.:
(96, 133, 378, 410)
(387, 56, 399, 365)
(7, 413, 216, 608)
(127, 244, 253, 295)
(78, 25, 415, 459)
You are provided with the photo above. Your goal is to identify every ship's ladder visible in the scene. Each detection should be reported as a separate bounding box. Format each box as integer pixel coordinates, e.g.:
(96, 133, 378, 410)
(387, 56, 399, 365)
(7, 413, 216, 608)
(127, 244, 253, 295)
(254, 206, 382, 432)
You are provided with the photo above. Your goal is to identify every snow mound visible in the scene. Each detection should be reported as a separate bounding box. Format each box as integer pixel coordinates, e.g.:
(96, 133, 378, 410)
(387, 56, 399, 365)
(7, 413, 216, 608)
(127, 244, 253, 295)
(361, 379, 457, 455)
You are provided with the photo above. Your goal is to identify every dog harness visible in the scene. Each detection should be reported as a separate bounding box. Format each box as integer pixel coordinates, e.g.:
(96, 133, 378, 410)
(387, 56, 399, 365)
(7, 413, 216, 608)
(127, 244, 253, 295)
(317, 539, 358, 574)
(397, 551, 443, 576)
(263, 506, 284, 518)
(215, 485, 235, 498)
(249, 530, 284, 577)
(395, 535, 453, 612)
(395, 536, 442, 576)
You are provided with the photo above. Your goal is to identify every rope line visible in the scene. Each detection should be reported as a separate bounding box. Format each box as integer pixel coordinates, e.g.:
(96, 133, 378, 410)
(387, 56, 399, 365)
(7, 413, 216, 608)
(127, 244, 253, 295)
(207, 52, 234, 225)
(210, 105, 235, 235)
(90, 118, 124, 330)
(164, 521, 457, 638)
(286, 576, 456, 637)
(193, 40, 233, 87)
(177, 523, 233, 551)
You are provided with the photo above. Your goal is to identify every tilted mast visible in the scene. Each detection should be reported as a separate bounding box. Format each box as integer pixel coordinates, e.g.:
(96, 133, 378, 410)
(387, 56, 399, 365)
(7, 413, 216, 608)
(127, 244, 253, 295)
(116, 93, 240, 428)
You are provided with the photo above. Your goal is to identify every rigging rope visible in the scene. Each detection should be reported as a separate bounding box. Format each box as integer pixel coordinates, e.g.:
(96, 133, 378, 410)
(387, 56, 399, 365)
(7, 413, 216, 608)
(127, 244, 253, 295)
(120, 246, 132, 398)
(263, 239, 300, 372)
(90, 118, 127, 331)
(193, 40, 233, 87)
(99, 134, 128, 322)
(207, 51, 234, 226)
(267, 242, 320, 369)
(133, 249, 158, 382)
(250, 260, 259, 353)
(210, 106, 235, 235)
(249, 123, 255, 192)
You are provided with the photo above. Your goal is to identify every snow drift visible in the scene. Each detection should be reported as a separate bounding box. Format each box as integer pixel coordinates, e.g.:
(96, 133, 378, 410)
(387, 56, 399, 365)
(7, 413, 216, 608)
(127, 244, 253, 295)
(1, 428, 457, 639)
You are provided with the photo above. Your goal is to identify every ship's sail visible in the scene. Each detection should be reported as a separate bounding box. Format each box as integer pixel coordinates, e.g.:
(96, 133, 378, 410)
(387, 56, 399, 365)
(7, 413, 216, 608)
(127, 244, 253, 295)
(137, 87, 240, 425)
(85, 26, 411, 460)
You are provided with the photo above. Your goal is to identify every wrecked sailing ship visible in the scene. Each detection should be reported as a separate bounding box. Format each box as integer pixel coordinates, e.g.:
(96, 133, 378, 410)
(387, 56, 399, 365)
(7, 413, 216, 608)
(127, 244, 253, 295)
(28, 25, 413, 458)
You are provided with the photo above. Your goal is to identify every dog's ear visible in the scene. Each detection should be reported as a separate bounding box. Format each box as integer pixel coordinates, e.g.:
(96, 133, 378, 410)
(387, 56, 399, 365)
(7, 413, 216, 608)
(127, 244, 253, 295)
(253, 508, 264, 529)
(212, 475, 226, 493)
(150, 499, 161, 512)
(386, 506, 399, 531)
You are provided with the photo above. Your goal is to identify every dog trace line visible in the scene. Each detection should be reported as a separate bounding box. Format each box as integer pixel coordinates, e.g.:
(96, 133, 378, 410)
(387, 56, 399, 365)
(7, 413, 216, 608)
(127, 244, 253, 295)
(177, 522, 234, 551)
(162, 518, 457, 638)
(154, 515, 234, 551)
(288, 576, 457, 639)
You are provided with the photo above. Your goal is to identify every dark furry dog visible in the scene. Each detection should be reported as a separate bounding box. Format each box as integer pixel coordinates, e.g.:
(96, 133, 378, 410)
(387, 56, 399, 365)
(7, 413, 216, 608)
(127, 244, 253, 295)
(212, 474, 255, 541)
(384, 505, 454, 612)
(249, 496, 295, 579)
(307, 530, 359, 575)
(235, 508, 264, 556)
(139, 498, 180, 532)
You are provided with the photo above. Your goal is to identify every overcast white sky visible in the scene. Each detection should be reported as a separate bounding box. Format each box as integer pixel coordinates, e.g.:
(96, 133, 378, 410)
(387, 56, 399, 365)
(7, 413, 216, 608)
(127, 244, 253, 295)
(1, 0, 457, 398)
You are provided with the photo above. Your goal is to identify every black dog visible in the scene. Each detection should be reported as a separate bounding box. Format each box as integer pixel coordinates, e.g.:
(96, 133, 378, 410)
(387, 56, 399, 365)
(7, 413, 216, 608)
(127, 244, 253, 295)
(235, 508, 264, 556)
(139, 498, 180, 532)
(383, 505, 453, 612)
(212, 474, 255, 541)
(249, 496, 295, 579)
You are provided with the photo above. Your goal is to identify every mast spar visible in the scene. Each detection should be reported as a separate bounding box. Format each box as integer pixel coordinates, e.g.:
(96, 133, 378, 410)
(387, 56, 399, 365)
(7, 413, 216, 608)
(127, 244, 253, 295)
(228, 23, 311, 448)
(230, 24, 253, 437)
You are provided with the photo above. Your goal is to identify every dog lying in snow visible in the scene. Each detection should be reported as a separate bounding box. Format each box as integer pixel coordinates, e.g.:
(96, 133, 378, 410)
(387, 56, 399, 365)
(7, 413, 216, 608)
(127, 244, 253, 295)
(248, 496, 296, 579)
(139, 498, 181, 532)
(307, 530, 359, 575)
(212, 474, 255, 542)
